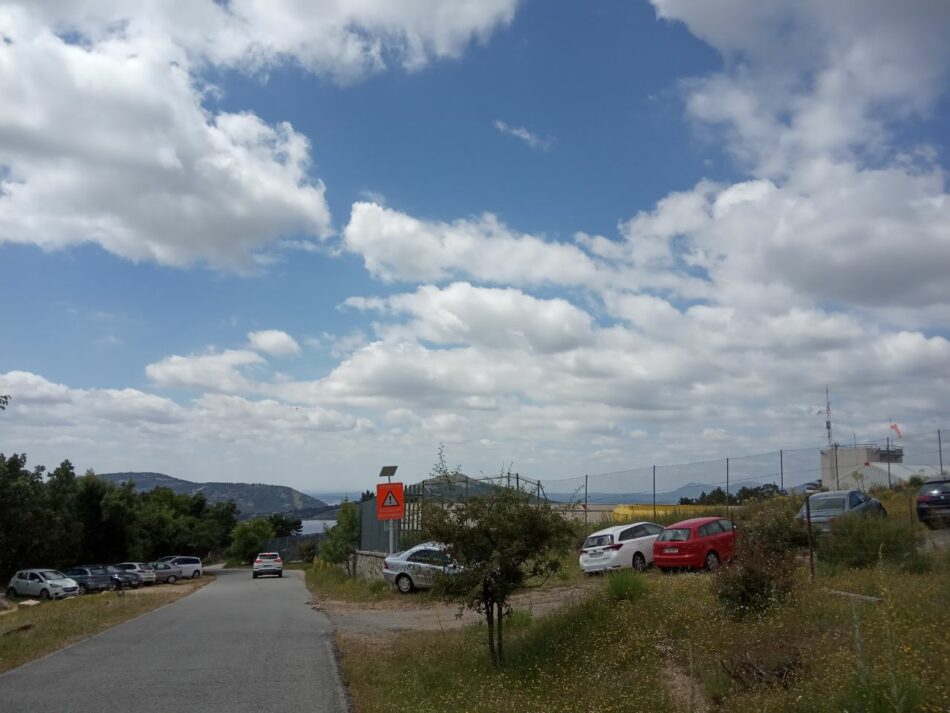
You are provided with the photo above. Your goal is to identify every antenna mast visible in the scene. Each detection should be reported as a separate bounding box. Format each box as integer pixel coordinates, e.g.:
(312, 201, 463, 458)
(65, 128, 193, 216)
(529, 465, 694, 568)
(824, 385, 833, 446)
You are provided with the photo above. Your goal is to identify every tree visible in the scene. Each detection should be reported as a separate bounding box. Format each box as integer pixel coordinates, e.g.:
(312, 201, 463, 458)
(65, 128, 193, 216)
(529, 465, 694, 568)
(420, 461, 575, 669)
(358, 489, 375, 503)
(266, 513, 303, 537)
(227, 518, 275, 563)
(319, 500, 360, 576)
(0, 395, 9, 410)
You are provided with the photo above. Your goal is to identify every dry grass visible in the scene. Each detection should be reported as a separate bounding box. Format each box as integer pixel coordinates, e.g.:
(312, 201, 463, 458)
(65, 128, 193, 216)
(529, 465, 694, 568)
(0, 577, 212, 673)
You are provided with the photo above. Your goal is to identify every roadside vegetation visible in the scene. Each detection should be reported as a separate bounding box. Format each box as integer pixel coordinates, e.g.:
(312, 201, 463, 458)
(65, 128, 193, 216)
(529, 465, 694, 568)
(336, 488, 947, 712)
(0, 577, 212, 673)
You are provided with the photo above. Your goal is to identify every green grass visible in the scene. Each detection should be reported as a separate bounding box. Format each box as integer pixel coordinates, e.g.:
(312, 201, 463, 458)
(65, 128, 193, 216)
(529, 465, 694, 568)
(338, 553, 950, 712)
(305, 560, 401, 603)
(0, 580, 210, 673)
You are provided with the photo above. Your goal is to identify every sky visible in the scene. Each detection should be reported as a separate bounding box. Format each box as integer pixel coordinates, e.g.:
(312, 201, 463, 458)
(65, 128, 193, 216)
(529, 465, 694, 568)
(1, 0, 949, 493)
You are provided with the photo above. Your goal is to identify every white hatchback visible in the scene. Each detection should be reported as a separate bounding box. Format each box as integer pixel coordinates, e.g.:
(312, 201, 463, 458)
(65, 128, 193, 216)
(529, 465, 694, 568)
(579, 522, 664, 573)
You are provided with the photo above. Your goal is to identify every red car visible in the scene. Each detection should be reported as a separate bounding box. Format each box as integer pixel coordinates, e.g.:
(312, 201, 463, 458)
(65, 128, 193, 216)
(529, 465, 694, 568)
(652, 516, 736, 571)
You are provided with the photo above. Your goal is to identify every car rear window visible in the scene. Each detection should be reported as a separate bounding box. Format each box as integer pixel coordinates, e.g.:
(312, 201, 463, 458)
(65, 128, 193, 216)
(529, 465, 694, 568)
(919, 481, 950, 494)
(582, 534, 613, 549)
(258, 553, 280, 560)
(657, 528, 692, 542)
(811, 496, 846, 512)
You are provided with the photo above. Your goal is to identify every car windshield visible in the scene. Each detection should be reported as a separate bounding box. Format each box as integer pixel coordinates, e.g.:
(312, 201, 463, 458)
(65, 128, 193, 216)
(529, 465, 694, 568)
(919, 481, 950, 495)
(41, 570, 66, 580)
(810, 496, 846, 512)
(657, 528, 692, 542)
(582, 534, 613, 549)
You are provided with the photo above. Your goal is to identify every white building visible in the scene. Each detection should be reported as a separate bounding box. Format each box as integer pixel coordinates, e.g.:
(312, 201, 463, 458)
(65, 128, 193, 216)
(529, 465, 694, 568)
(836, 462, 942, 491)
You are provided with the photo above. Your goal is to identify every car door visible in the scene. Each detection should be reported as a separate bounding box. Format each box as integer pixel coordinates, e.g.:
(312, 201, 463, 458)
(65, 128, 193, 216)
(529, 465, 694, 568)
(406, 549, 444, 587)
(848, 491, 868, 515)
(640, 523, 664, 564)
(717, 519, 736, 561)
(27, 572, 44, 596)
(13, 571, 30, 596)
(617, 526, 641, 566)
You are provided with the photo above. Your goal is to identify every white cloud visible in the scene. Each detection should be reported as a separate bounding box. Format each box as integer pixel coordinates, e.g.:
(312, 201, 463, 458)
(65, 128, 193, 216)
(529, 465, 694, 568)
(493, 120, 552, 151)
(145, 350, 265, 393)
(343, 202, 601, 285)
(247, 330, 301, 357)
(0, 1, 518, 268)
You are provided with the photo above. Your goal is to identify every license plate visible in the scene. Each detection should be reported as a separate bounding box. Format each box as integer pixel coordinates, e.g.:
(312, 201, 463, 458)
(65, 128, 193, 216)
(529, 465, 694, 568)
(664, 547, 679, 554)
(587, 551, 603, 558)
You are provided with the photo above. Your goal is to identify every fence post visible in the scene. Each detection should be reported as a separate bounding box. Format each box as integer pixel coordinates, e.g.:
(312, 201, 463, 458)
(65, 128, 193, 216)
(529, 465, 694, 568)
(805, 493, 815, 581)
(584, 474, 589, 526)
(725, 457, 730, 518)
(779, 449, 784, 493)
(886, 436, 892, 488)
(652, 465, 656, 520)
(939, 429, 944, 474)
(834, 443, 840, 489)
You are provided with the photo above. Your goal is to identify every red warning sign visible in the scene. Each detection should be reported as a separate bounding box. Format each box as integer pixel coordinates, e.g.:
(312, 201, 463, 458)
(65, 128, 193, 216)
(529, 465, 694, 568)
(376, 482, 405, 521)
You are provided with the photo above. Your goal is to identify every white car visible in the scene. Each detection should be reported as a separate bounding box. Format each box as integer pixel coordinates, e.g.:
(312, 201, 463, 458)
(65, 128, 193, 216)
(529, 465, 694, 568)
(579, 522, 665, 573)
(6, 569, 80, 600)
(115, 562, 157, 585)
(383, 542, 454, 594)
(164, 556, 203, 578)
(252, 552, 283, 578)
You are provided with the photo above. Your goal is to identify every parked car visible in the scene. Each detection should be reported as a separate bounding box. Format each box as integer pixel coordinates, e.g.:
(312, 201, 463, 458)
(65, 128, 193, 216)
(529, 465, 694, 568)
(62, 565, 113, 594)
(155, 556, 177, 562)
(579, 521, 665, 573)
(796, 489, 887, 532)
(149, 562, 183, 584)
(167, 556, 203, 578)
(6, 569, 80, 600)
(98, 565, 141, 589)
(114, 562, 157, 585)
(252, 552, 283, 579)
(653, 517, 737, 572)
(383, 542, 454, 594)
(916, 478, 950, 529)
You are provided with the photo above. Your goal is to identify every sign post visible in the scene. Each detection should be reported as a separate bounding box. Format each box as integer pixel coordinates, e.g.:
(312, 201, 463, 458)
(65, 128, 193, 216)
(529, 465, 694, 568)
(377, 466, 401, 553)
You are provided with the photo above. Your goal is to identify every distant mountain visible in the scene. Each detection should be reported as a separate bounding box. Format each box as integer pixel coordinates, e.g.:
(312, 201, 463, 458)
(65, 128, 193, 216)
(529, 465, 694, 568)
(546, 481, 768, 505)
(99, 472, 331, 518)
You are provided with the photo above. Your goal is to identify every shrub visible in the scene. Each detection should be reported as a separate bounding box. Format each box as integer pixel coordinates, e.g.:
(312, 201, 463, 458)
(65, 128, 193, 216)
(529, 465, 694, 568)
(605, 570, 647, 602)
(818, 515, 918, 569)
(713, 543, 797, 618)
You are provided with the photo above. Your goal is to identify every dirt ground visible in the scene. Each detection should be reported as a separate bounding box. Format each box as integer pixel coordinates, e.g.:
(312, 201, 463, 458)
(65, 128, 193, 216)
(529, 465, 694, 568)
(312, 579, 598, 646)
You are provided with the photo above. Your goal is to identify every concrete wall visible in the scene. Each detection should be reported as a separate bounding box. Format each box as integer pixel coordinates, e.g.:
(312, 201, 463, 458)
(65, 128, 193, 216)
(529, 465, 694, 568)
(354, 550, 387, 581)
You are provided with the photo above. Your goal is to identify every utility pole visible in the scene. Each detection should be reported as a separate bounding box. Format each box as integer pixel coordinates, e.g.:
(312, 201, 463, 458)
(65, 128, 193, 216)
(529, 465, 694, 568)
(886, 436, 892, 489)
(780, 449, 784, 493)
(940, 429, 945, 475)
(726, 458, 730, 518)
(823, 385, 833, 446)
(652, 465, 656, 520)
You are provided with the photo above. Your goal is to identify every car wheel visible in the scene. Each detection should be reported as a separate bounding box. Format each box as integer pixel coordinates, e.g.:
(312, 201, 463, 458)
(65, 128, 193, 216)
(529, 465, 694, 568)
(880, 507, 887, 517)
(39, 588, 50, 600)
(6, 587, 16, 598)
(192, 570, 200, 579)
(167, 575, 177, 584)
(396, 574, 413, 594)
(632, 552, 646, 572)
(78, 584, 87, 595)
(705, 551, 720, 571)
(277, 572, 283, 578)
(252, 572, 258, 579)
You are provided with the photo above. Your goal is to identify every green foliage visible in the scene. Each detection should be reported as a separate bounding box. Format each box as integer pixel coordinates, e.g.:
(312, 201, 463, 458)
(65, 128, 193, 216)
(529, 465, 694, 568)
(0, 453, 239, 579)
(818, 515, 919, 569)
(421, 453, 576, 668)
(227, 518, 275, 563)
(266, 513, 303, 537)
(359, 489, 374, 502)
(297, 540, 319, 563)
(680, 483, 782, 506)
(319, 500, 360, 576)
(605, 569, 647, 602)
(714, 501, 801, 618)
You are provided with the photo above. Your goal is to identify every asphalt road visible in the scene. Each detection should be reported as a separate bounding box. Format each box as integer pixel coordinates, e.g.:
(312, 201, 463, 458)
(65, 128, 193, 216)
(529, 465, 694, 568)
(0, 568, 347, 712)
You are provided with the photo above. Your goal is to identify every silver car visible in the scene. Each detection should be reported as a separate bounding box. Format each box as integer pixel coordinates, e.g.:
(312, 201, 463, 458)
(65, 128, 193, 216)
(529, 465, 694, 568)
(115, 562, 157, 585)
(149, 561, 183, 584)
(6, 569, 80, 600)
(797, 489, 887, 531)
(383, 542, 454, 594)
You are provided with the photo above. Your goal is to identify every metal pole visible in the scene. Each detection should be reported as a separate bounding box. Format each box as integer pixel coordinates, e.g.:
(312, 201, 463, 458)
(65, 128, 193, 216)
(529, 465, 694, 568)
(516, 472, 520, 492)
(652, 465, 656, 520)
(388, 520, 393, 554)
(780, 449, 784, 493)
(886, 436, 892, 489)
(805, 493, 815, 581)
(939, 429, 944, 474)
(834, 443, 840, 489)
(726, 458, 730, 518)
(584, 474, 589, 526)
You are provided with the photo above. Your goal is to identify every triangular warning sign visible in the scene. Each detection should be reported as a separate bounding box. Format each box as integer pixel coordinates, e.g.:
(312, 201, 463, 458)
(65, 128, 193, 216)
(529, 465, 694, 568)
(382, 491, 400, 508)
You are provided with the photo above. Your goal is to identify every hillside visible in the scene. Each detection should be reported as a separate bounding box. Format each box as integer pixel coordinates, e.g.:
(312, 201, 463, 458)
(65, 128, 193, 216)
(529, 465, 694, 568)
(99, 472, 330, 518)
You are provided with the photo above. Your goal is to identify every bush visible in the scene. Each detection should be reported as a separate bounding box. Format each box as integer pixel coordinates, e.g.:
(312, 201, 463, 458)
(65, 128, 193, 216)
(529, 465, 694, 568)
(818, 515, 919, 569)
(605, 570, 647, 602)
(713, 543, 797, 619)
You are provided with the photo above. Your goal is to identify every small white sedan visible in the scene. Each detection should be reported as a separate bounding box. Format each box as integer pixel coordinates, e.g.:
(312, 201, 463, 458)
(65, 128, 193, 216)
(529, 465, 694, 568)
(6, 569, 80, 600)
(383, 542, 453, 594)
(579, 521, 664, 573)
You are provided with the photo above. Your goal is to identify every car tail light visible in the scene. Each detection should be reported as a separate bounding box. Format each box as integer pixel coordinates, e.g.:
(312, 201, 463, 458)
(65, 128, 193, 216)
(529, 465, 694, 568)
(254, 558, 262, 563)
(917, 495, 933, 503)
(605, 543, 623, 551)
(275, 557, 282, 563)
